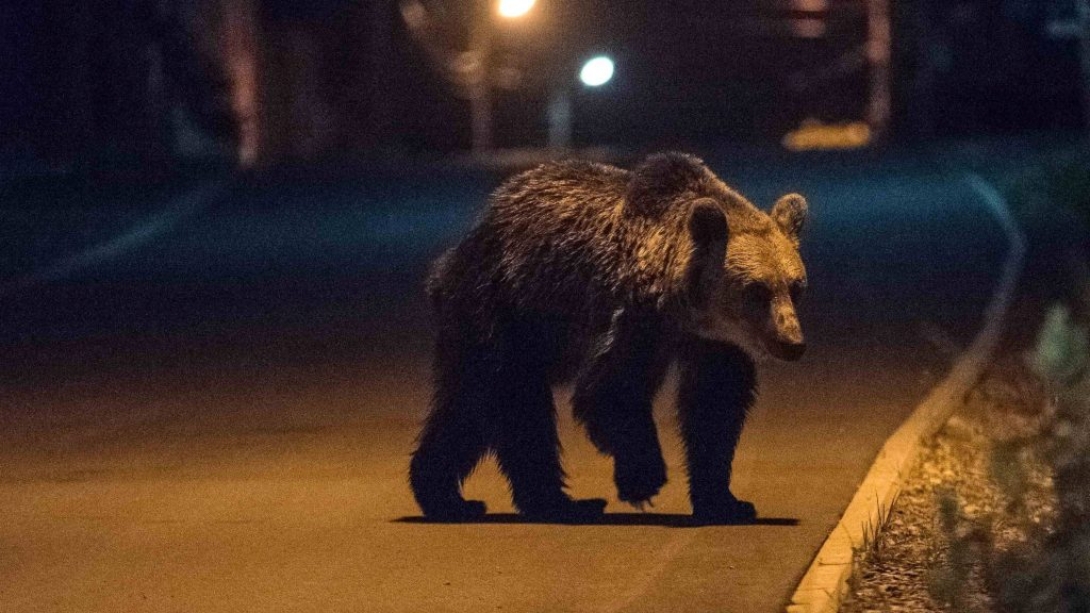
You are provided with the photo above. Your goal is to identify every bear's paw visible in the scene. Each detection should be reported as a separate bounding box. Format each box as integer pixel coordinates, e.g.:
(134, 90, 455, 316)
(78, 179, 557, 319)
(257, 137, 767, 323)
(691, 496, 757, 525)
(614, 455, 668, 507)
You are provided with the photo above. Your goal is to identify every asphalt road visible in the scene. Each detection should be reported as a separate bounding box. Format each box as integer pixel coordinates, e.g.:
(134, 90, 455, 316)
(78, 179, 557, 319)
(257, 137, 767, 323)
(0, 148, 1012, 612)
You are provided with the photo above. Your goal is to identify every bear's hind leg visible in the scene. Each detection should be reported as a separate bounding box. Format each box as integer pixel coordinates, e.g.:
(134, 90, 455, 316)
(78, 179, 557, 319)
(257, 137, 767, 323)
(492, 369, 606, 522)
(677, 338, 758, 524)
(410, 376, 489, 521)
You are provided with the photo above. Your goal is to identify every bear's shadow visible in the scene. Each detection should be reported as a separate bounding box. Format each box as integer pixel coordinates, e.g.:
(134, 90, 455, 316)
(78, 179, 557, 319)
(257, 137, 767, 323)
(394, 513, 799, 527)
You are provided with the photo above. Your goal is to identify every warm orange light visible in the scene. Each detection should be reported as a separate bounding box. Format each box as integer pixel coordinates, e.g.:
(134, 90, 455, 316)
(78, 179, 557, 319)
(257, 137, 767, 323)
(783, 119, 872, 151)
(497, 0, 535, 18)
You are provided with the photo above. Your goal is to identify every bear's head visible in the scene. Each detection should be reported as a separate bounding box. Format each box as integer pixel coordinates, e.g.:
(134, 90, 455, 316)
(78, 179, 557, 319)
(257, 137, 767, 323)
(686, 193, 808, 361)
(629, 154, 809, 361)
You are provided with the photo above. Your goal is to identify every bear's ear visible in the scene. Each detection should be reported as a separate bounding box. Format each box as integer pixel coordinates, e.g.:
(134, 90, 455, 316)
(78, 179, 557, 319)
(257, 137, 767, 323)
(686, 199, 728, 305)
(770, 193, 808, 245)
(688, 198, 728, 247)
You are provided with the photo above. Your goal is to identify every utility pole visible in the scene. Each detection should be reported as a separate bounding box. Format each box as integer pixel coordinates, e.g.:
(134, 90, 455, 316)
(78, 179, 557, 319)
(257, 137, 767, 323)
(468, 0, 493, 154)
(221, 0, 262, 166)
(911, 0, 937, 139)
(547, 86, 572, 150)
(865, 0, 892, 139)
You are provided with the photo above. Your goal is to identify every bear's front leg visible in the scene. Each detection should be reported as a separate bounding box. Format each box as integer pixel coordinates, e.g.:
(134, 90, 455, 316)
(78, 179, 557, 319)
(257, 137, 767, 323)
(611, 423, 669, 509)
(677, 338, 758, 523)
(573, 316, 671, 508)
(574, 387, 666, 507)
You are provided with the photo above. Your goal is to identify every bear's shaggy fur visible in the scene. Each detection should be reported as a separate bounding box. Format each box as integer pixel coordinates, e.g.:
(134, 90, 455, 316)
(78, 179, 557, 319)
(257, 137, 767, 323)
(410, 152, 808, 522)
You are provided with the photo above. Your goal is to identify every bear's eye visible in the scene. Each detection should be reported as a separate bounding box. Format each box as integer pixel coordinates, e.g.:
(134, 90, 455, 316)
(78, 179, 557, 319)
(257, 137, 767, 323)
(743, 284, 772, 308)
(789, 281, 807, 304)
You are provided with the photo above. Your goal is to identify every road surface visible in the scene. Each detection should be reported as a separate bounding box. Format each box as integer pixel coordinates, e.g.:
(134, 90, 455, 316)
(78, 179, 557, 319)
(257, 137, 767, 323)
(0, 147, 1014, 612)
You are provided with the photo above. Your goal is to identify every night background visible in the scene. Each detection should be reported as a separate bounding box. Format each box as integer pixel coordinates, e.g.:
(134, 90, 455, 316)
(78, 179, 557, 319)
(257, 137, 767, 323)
(2, 0, 1086, 167)
(2, 2, 1090, 613)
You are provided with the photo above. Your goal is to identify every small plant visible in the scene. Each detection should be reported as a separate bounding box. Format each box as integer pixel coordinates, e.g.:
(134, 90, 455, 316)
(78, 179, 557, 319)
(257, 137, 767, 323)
(848, 491, 903, 612)
(928, 490, 967, 610)
(988, 439, 1030, 514)
(858, 492, 900, 566)
(928, 488, 995, 613)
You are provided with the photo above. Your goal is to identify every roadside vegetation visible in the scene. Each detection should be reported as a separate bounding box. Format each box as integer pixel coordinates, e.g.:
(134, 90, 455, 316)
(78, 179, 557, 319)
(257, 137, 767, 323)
(843, 147, 1090, 613)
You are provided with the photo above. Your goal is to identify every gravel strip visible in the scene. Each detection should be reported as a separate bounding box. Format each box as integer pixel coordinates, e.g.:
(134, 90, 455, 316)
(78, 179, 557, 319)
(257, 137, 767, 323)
(841, 354, 1055, 613)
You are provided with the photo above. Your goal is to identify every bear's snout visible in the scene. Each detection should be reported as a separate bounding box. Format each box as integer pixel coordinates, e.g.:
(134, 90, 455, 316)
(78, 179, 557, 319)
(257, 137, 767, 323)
(768, 299, 805, 361)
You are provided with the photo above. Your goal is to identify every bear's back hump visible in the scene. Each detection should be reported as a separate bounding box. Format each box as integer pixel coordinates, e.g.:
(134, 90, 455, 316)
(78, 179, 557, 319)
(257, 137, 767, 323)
(484, 161, 634, 304)
(489, 160, 628, 224)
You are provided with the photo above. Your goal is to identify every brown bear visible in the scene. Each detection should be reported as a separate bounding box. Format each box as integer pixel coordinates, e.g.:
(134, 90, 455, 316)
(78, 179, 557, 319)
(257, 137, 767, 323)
(409, 152, 808, 523)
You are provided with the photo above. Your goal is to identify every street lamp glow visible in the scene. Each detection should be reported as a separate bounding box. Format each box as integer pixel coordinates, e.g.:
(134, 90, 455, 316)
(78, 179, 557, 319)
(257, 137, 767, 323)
(497, 0, 535, 18)
(579, 56, 615, 87)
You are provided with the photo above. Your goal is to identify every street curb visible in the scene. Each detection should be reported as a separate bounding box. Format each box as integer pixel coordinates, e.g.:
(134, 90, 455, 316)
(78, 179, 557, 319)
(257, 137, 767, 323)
(785, 173, 1027, 613)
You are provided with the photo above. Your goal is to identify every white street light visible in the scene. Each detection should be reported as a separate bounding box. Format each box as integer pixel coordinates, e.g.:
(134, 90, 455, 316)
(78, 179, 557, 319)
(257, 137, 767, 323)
(497, 0, 535, 19)
(579, 56, 615, 87)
